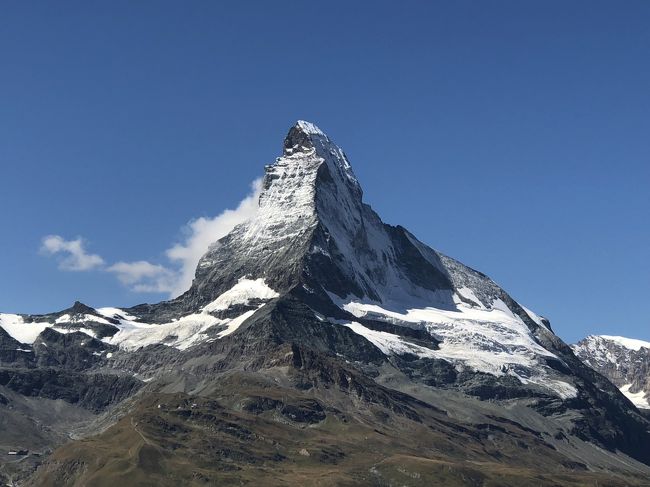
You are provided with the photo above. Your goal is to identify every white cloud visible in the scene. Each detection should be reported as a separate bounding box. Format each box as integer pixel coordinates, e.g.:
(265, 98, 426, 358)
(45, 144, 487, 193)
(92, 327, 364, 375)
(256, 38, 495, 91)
(41, 178, 263, 297)
(106, 261, 176, 293)
(40, 235, 105, 271)
(164, 178, 262, 297)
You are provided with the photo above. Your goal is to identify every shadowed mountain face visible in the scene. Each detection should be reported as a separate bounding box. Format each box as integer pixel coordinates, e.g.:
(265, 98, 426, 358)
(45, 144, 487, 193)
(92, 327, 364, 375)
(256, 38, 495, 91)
(2, 122, 650, 486)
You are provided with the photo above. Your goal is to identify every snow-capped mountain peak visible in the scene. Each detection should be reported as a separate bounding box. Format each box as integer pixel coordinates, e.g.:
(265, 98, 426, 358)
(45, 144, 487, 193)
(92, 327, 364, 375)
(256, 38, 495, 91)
(2, 121, 578, 400)
(3, 121, 650, 480)
(175, 121, 581, 399)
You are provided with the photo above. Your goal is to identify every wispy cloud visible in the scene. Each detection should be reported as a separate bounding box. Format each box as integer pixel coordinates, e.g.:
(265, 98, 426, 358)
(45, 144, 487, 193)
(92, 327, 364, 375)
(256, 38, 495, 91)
(41, 178, 263, 297)
(165, 178, 262, 296)
(106, 261, 176, 293)
(40, 235, 105, 271)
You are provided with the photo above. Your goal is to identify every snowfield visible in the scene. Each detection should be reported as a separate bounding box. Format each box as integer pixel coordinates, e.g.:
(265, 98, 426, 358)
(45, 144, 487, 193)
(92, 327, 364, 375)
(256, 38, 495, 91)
(203, 278, 279, 312)
(0, 314, 50, 344)
(620, 384, 650, 409)
(0, 278, 279, 351)
(334, 291, 578, 399)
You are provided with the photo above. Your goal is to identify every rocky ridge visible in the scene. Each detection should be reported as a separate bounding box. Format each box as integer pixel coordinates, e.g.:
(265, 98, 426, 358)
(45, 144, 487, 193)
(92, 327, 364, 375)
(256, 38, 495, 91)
(573, 335, 650, 410)
(1, 121, 650, 485)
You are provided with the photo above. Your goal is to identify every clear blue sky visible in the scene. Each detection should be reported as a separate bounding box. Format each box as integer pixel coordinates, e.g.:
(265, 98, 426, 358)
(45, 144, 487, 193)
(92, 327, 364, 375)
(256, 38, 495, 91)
(1, 1, 648, 344)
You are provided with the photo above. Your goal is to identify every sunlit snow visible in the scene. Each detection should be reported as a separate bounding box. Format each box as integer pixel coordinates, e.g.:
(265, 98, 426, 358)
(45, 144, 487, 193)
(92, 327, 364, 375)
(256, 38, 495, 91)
(0, 314, 50, 344)
(598, 335, 650, 352)
(203, 278, 279, 312)
(1, 279, 278, 351)
(335, 292, 577, 399)
(620, 384, 650, 409)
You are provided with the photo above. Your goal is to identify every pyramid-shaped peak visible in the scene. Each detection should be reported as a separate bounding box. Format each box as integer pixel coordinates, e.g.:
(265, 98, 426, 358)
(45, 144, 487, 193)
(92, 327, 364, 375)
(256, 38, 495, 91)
(69, 301, 97, 315)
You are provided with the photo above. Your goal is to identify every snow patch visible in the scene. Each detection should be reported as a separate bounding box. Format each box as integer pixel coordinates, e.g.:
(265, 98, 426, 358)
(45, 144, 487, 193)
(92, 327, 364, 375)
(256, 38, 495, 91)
(0, 314, 50, 344)
(1, 285, 273, 352)
(455, 287, 482, 307)
(55, 313, 111, 325)
(97, 307, 138, 321)
(215, 309, 257, 338)
(344, 321, 437, 358)
(620, 384, 650, 409)
(203, 278, 279, 312)
(101, 281, 277, 350)
(598, 335, 650, 352)
(51, 327, 97, 338)
(336, 296, 576, 399)
(106, 312, 219, 351)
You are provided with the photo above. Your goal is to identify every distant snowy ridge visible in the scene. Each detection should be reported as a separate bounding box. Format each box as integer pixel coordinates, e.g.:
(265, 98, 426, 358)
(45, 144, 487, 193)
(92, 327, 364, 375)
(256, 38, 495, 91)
(0, 278, 279, 351)
(573, 335, 650, 409)
(0, 120, 630, 409)
(19, 121, 578, 400)
(597, 335, 650, 352)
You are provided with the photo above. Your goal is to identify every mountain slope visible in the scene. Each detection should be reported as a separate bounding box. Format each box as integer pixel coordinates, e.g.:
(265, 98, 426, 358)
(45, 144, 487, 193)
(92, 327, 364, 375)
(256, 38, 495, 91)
(2, 121, 650, 486)
(573, 335, 650, 410)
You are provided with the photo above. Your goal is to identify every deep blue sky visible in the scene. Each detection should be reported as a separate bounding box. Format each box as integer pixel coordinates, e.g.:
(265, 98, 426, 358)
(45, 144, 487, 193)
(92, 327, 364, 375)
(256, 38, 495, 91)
(1, 1, 648, 343)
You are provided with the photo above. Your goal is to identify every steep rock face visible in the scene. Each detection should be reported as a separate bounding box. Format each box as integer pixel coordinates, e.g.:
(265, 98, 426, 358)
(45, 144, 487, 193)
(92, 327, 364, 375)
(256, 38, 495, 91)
(2, 121, 650, 484)
(121, 122, 584, 400)
(573, 335, 650, 409)
(0, 327, 33, 367)
(146, 122, 610, 403)
(174, 121, 455, 313)
(180, 121, 450, 309)
(116, 121, 650, 463)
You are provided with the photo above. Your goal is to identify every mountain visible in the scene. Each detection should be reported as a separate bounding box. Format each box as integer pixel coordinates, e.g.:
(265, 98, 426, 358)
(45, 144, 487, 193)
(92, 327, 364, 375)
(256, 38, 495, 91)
(573, 335, 650, 411)
(2, 121, 650, 486)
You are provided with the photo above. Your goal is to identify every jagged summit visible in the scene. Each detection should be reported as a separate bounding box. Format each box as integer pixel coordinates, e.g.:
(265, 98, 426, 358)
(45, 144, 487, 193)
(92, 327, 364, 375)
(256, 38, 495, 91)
(175, 121, 458, 320)
(281, 119, 361, 193)
(0, 122, 617, 404)
(134, 121, 590, 401)
(182, 121, 369, 309)
(283, 120, 326, 152)
(3, 120, 650, 482)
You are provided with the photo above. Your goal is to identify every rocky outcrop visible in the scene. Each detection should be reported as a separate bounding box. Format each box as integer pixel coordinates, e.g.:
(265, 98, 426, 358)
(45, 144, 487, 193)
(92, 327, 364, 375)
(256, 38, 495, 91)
(573, 335, 650, 410)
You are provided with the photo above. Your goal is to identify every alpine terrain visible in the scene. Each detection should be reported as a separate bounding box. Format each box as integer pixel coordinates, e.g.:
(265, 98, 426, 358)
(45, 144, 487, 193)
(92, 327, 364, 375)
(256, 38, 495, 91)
(1, 121, 650, 486)
(573, 335, 650, 412)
